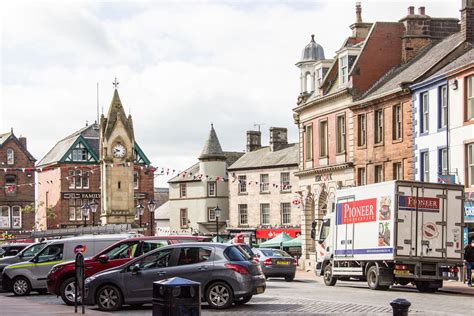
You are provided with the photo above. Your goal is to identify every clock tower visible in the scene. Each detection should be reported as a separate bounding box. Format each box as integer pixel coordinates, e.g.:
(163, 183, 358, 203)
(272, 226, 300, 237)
(99, 84, 135, 224)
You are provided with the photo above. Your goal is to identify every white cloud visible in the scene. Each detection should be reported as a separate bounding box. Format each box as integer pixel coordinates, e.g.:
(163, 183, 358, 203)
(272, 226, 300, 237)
(0, 0, 460, 186)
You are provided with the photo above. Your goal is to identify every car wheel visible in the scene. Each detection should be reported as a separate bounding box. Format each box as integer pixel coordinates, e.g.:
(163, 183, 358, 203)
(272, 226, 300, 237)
(234, 295, 252, 305)
(323, 264, 337, 286)
(12, 276, 31, 296)
(367, 266, 389, 290)
(285, 276, 294, 282)
(60, 277, 80, 306)
(96, 285, 123, 311)
(206, 282, 234, 309)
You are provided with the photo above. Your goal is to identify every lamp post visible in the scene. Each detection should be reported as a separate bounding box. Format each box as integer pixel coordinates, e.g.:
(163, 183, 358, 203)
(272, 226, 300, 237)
(81, 201, 90, 227)
(135, 202, 145, 229)
(90, 199, 98, 226)
(214, 205, 222, 242)
(148, 198, 157, 236)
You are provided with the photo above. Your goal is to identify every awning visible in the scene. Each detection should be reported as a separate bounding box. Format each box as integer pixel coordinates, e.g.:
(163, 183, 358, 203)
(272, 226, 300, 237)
(259, 232, 293, 248)
(282, 235, 302, 247)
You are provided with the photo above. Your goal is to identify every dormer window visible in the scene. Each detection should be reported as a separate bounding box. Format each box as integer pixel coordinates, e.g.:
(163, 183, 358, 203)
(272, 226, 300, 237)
(340, 56, 348, 86)
(72, 148, 87, 161)
(6, 148, 14, 165)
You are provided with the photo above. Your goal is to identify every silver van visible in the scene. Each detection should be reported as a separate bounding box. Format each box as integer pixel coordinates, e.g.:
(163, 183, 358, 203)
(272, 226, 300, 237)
(2, 234, 128, 296)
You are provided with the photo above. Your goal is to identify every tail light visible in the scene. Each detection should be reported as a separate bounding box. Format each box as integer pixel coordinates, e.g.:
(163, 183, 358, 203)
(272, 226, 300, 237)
(293, 258, 298, 266)
(395, 264, 408, 270)
(253, 257, 259, 263)
(449, 267, 459, 273)
(225, 263, 249, 275)
(263, 258, 272, 266)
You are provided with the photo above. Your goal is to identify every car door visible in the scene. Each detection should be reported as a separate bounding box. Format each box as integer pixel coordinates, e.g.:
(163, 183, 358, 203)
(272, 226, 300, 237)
(122, 247, 178, 302)
(86, 241, 141, 276)
(31, 243, 64, 287)
(173, 246, 214, 287)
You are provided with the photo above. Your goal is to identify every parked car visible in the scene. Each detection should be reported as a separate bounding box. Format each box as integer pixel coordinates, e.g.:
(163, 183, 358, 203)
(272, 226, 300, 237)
(253, 248, 297, 281)
(83, 243, 266, 311)
(0, 243, 31, 258)
(47, 235, 212, 305)
(2, 234, 129, 296)
(0, 241, 49, 287)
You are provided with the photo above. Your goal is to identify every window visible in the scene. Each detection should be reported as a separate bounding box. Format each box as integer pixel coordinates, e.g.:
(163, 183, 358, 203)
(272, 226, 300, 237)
(260, 203, 270, 225)
(180, 208, 188, 228)
(319, 120, 328, 157)
(6, 148, 14, 165)
(224, 246, 251, 262)
(134, 248, 173, 270)
(420, 92, 429, 133)
(439, 148, 447, 176)
(68, 169, 89, 189)
(104, 242, 139, 260)
(467, 144, 474, 187)
(36, 244, 64, 263)
(238, 175, 247, 194)
(336, 115, 346, 154)
(68, 170, 75, 189)
(357, 168, 366, 186)
(22, 242, 46, 257)
(260, 174, 269, 193)
(316, 68, 323, 89)
(305, 72, 312, 92)
(280, 172, 290, 191)
(281, 203, 291, 225)
(305, 125, 313, 160)
(340, 56, 348, 85)
(208, 207, 216, 221)
(421, 151, 429, 182)
(238, 204, 248, 225)
(5, 175, 16, 195)
(12, 206, 21, 228)
(393, 104, 402, 140)
(177, 247, 212, 266)
(207, 182, 216, 197)
(69, 198, 91, 221)
(134, 171, 139, 190)
(72, 148, 87, 162)
(357, 114, 366, 146)
(0, 206, 10, 228)
(393, 162, 402, 180)
(439, 85, 448, 128)
(141, 240, 168, 255)
(375, 165, 383, 183)
(179, 183, 187, 198)
(468, 76, 474, 120)
(375, 110, 384, 143)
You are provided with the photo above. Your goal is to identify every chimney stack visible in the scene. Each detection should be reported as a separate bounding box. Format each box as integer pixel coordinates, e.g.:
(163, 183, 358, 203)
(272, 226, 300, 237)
(269, 127, 288, 152)
(350, 2, 372, 38)
(19, 137, 27, 149)
(461, 0, 474, 42)
(355, 2, 362, 23)
(418, 6, 426, 15)
(246, 131, 261, 152)
(408, 6, 415, 15)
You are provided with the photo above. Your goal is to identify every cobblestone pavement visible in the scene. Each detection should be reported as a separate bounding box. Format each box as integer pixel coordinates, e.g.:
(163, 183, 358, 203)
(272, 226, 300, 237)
(1, 272, 472, 315)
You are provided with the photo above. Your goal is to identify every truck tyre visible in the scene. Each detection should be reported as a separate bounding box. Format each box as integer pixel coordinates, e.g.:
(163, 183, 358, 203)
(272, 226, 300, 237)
(367, 266, 389, 291)
(415, 281, 438, 293)
(323, 264, 337, 286)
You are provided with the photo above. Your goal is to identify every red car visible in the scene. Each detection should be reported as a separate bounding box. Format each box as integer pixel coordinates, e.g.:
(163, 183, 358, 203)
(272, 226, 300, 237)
(47, 235, 211, 305)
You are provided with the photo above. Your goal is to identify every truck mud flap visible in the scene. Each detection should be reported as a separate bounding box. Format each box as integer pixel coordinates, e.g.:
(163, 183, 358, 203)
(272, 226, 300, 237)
(378, 267, 393, 286)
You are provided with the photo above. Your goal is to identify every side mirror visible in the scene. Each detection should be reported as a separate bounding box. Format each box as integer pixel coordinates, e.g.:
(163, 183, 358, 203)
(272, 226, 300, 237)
(310, 228, 316, 240)
(131, 264, 141, 273)
(255, 253, 260, 258)
(98, 255, 109, 264)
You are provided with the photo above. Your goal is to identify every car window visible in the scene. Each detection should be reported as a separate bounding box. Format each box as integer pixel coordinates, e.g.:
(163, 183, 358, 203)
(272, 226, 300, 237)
(104, 242, 139, 260)
(260, 249, 289, 257)
(224, 246, 251, 262)
(36, 244, 64, 263)
(21, 243, 46, 257)
(177, 247, 211, 266)
(140, 240, 168, 256)
(133, 248, 174, 270)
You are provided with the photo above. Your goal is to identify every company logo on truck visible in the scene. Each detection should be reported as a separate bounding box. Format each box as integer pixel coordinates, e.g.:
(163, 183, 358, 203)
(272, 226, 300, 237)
(398, 196, 440, 213)
(336, 198, 377, 225)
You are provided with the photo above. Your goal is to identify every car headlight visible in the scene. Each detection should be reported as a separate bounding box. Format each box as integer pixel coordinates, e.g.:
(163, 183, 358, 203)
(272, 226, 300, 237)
(85, 276, 96, 284)
(49, 265, 62, 275)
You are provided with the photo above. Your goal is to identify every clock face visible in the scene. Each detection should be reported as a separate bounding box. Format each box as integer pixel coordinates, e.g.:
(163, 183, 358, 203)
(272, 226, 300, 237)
(113, 143, 127, 159)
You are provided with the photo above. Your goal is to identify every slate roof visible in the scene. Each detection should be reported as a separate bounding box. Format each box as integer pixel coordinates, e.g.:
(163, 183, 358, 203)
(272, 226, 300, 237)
(228, 143, 298, 171)
(0, 132, 12, 146)
(154, 201, 170, 220)
(431, 46, 474, 77)
(359, 32, 465, 101)
(0, 131, 36, 161)
(199, 124, 226, 160)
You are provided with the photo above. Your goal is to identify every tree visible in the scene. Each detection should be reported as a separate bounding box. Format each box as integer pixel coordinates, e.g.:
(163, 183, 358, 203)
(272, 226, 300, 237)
(23, 202, 56, 231)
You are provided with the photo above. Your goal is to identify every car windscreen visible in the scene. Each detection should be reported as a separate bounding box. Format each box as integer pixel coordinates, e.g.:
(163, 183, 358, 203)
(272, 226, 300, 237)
(260, 249, 290, 257)
(20, 242, 47, 257)
(224, 245, 252, 262)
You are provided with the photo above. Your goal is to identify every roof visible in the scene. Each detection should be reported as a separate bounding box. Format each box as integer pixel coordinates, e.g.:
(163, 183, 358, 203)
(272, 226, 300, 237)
(300, 34, 325, 62)
(198, 124, 226, 160)
(0, 132, 12, 146)
(154, 201, 169, 220)
(168, 151, 244, 183)
(102, 89, 134, 141)
(431, 46, 474, 77)
(0, 131, 36, 162)
(359, 32, 465, 101)
(228, 143, 298, 171)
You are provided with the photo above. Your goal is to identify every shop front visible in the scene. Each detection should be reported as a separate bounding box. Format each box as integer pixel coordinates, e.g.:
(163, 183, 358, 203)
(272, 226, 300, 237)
(465, 193, 474, 245)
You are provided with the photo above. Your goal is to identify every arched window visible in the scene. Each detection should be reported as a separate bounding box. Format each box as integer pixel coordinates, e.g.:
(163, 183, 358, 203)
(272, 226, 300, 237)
(12, 206, 21, 228)
(6, 148, 14, 165)
(75, 169, 82, 188)
(0, 206, 10, 228)
(305, 72, 312, 92)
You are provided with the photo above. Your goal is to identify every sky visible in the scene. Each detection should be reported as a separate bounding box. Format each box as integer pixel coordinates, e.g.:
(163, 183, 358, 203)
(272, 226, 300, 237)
(0, 0, 460, 186)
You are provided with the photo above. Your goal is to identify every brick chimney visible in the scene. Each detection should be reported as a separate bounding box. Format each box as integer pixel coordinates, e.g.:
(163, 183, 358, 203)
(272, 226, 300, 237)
(400, 6, 460, 63)
(19, 136, 27, 149)
(350, 2, 373, 39)
(269, 127, 288, 152)
(461, 0, 474, 42)
(246, 131, 261, 152)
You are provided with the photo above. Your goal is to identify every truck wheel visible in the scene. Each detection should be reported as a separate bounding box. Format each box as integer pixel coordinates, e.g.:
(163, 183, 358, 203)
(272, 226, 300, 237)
(415, 281, 438, 293)
(367, 266, 389, 290)
(12, 276, 31, 296)
(323, 264, 337, 286)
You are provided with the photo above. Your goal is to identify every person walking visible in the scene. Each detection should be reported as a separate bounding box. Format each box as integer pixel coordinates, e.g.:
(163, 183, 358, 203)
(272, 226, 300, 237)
(465, 238, 474, 287)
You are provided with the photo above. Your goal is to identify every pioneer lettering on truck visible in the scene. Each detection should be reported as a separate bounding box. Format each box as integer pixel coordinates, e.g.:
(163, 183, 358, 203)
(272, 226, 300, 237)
(336, 198, 377, 224)
(399, 196, 440, 212)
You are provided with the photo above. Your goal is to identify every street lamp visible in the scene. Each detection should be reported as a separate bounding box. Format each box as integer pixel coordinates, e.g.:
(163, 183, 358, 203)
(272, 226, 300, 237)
(214, 205, 222, 242)
(90, 199, 98, 226)
(135, 202, 145, 229)
(148, 198, 157, 236)
(81, 201, 90, 227)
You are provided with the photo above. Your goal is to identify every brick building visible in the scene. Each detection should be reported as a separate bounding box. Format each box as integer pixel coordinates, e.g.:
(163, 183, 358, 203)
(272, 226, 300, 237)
(36, 90, 154, 233)
(227, 128, 300, 244)
(0, 130, 36, 236)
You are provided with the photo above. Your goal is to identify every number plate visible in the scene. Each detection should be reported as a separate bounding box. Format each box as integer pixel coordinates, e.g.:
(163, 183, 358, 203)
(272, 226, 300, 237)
(394, 270, 411, 275)
(277, 261, 290, 265)
(256, 287, 264, 294)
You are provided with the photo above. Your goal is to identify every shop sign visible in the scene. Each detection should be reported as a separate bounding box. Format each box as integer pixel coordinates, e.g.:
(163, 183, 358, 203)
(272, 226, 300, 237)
(256, 229, 301, 239)
(465, 205, 474, 223)
(134, 192, 148, 199)
(62, 192, 100, 199)
(315, 173, 332, 182)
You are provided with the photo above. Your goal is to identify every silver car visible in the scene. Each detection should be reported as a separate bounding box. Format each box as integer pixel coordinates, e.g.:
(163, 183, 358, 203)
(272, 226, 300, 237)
(84, 243, 266, 311)
(253, 248, 297, 281)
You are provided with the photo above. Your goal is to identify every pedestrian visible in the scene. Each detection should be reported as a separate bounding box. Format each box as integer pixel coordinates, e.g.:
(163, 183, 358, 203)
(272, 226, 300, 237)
(465, 237, 474, 287)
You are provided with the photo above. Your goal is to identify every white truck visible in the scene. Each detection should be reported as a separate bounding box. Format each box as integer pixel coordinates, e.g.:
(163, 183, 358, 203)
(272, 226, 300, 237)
(315, 180, 464, 293)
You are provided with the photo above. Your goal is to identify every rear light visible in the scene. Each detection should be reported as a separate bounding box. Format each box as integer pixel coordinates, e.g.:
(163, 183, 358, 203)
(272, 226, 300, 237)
(449, 267, 459, 273)
(225, 263, 250, 275)
(263, 258, 272, 267)
(293, 258, 298, 266)
(395, 265, 408, 270)
(253, 257, 259, 263)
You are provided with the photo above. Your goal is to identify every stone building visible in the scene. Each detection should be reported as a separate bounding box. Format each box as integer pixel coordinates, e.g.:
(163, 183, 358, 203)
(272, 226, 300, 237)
(168, 125, 242, 235)
(0, 130, 36, 235)
(227, 128, 300, 244)
(36, 88, 154, 233)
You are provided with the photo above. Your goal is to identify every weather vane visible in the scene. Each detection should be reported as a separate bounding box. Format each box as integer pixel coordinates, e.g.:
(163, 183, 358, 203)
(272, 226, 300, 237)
(112, 77, 119, 89)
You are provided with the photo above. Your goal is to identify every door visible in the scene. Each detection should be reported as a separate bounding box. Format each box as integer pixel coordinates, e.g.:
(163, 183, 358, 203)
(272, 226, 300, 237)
(173, 246, 214, 287)
(31, 243, 64, 287)
(87, 241, 141, 276)
(334, 196, 355, 258)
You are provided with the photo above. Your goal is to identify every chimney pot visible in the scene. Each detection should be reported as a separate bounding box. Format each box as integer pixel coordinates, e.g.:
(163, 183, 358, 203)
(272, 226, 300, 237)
(418, 6, 425, 15)
(246, 131, 261, 152)
(408, 6, 415, 15)
(355, 2, 362, 23)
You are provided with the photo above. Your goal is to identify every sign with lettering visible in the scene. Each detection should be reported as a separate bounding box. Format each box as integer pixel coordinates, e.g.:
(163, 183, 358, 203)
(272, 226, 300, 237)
(134, 192, 148, 199)
(398, 196, 440, 213)
(315, 173, 333, 182)
(62, 192, 100, 199)
(336, 198, 377, 225)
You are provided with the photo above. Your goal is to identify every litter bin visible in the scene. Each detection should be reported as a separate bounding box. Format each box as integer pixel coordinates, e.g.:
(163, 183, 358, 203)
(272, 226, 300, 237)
(153, 277, 201, 316)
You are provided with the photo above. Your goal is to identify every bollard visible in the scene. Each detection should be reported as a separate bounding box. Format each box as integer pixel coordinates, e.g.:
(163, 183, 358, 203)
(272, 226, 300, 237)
(390, 298, 411, 316)
(153, 277, 201, 316)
